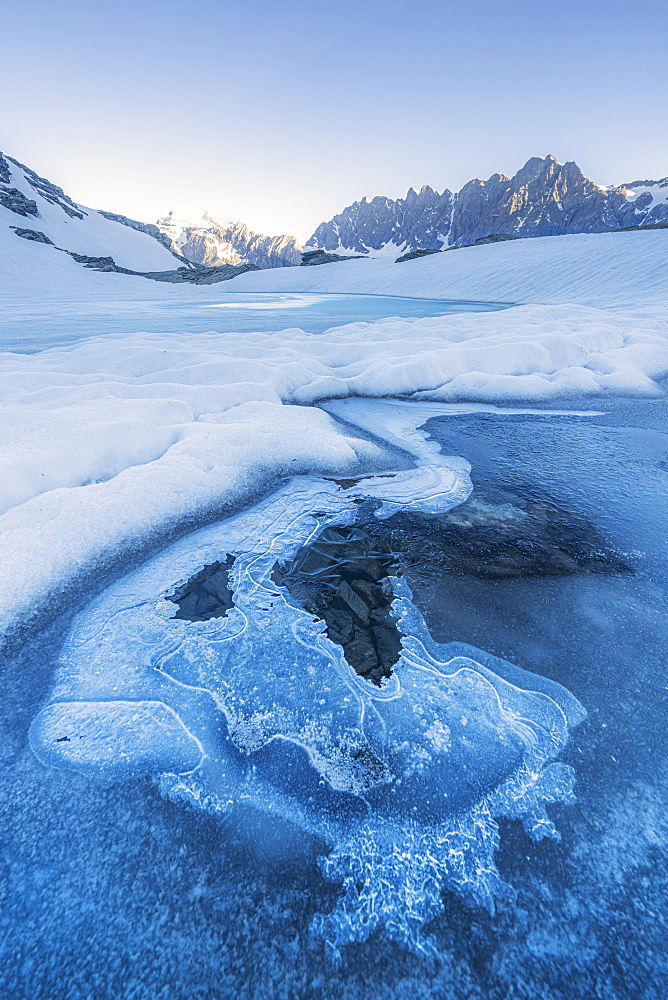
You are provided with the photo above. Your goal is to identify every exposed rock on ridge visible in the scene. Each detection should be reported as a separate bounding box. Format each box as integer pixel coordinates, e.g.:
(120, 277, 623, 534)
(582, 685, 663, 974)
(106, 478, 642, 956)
(0, 152, 39, 217)
(97, 210, 186, 262)
(0, 149, 216, 282)
(156, 213, 303, 269)
(307, 155, 668, 256)
(300, 249, 363, 266)
(6, 154, 85, 219)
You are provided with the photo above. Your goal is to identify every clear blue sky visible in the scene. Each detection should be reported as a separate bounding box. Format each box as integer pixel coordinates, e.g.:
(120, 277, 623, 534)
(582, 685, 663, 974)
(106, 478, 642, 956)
(1, 0, 666, 241)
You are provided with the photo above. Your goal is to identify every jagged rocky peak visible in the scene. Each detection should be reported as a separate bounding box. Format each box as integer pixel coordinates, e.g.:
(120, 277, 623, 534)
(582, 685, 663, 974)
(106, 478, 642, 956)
(306, 182, 455, 256)
(307, 154, 668, 257)
(155, 212, 303, 269)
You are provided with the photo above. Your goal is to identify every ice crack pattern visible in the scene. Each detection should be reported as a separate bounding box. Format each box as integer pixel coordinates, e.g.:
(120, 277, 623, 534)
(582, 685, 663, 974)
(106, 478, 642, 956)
(29, 401, 585, 956)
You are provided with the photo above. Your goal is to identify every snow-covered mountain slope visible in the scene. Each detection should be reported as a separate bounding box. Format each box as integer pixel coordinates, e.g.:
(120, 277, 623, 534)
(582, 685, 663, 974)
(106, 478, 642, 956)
(0, 152, 182, 275)
(157, 213, 302, 268)
(227, 228, 668, 309)
(306, 155, 668, 256)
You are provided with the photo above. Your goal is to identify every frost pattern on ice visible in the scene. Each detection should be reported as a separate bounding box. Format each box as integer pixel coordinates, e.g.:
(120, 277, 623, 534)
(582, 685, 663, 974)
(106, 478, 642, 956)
(30, 415, 584, 955)
(31, 700, 203, 777)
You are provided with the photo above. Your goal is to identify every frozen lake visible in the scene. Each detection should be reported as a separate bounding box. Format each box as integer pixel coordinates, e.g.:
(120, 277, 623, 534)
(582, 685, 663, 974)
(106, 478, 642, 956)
(0, 291, 510, 353)
(0, 394, 666, 999)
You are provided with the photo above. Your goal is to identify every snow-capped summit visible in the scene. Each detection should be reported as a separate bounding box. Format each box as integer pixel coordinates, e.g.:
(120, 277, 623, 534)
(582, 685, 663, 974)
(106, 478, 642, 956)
(156, 213, 303, 269)
(621, 177, 668, 211)
(306, 155, 668, 257)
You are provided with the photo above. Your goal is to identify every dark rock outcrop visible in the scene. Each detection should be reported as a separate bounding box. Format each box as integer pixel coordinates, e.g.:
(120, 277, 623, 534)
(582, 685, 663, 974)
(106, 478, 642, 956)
(395, 248, 443, 263)
(300, 249, 362, 266)
(20, 236, 260, 284)
(63, 249, 259, 283)
(10, 227, 54, 244)
(142, 262, 260, 284)
(0, 187, 39, 217)
(6, 155, 85, 219)
(1, 150, 85, 220)
(0, 153, 11, 185)
(473, 232, 521, 245)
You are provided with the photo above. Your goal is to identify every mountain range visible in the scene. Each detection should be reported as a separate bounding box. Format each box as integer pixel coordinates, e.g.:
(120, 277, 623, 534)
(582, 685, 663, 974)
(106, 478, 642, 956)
(154, 154, 667, 266)
(305, 155, 668, 257)
(2, 150, 666, 287)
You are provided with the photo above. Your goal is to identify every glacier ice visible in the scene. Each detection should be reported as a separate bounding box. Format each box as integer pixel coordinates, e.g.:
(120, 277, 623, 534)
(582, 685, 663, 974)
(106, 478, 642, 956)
(29, 423, 584, 957)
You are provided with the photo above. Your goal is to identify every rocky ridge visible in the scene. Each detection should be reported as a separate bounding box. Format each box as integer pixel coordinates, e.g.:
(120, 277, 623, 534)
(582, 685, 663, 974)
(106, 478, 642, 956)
(0, 152, 85, 220)
(97, 210, 184, 260)
(306, 155, 668, 256)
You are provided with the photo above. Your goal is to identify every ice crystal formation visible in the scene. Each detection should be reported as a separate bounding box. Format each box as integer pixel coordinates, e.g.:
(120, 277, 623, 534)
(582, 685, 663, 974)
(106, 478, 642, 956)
(30, 413, 584, 957)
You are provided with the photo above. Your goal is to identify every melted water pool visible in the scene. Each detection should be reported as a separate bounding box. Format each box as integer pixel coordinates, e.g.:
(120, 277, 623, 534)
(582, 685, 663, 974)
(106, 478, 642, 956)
(0, 291, 510, 353)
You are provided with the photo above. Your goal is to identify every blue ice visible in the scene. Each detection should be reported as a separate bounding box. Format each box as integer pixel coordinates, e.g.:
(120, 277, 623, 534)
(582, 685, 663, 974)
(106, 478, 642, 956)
(30, 464, 584, 957)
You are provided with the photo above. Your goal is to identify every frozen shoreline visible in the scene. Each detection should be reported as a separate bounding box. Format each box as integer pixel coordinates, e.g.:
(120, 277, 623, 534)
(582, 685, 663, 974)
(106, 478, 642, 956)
(1, 300, 666, 640)
(1, 226, 667, 644)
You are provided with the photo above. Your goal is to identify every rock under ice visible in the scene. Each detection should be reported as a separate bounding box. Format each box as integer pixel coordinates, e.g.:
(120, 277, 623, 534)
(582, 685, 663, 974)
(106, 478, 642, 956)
(30, 411, 585, 957)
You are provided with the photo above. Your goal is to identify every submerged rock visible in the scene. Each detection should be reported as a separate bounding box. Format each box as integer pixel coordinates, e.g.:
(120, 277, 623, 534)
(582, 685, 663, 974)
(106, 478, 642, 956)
(273, 525, 402, 684)
(169, 556, 235, 622)
(382, 493, 630, 579)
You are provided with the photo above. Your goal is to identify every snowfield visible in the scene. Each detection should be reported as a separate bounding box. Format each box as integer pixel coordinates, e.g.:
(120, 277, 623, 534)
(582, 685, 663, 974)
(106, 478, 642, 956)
(224, 228, 668, 309)
(0, 224, 667, 640)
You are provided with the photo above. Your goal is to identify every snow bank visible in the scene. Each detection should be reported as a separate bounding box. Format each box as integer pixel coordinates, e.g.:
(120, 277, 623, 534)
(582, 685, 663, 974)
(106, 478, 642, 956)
(2, 208, 667, 311)
(1, 299, 666, 639)
(0, 226, 168, 298)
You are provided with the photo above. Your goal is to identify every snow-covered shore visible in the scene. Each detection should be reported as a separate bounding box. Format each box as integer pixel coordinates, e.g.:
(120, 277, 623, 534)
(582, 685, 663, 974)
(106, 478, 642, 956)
(1, 225, 667, 308)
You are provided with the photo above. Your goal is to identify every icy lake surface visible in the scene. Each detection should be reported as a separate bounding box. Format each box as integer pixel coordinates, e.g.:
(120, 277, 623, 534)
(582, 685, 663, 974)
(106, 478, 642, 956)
(0, 291, 509, 353)
(1, 393, 666, 998)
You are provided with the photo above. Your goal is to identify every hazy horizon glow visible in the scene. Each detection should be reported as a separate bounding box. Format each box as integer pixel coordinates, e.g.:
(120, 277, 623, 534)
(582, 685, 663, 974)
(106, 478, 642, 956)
(1, 0, 666, 242)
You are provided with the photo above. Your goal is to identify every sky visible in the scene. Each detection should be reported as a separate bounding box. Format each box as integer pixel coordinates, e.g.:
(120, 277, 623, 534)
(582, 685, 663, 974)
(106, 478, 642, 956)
(1, 0, 667, 242)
